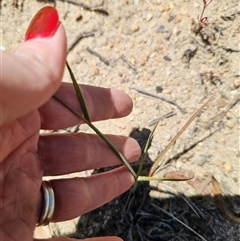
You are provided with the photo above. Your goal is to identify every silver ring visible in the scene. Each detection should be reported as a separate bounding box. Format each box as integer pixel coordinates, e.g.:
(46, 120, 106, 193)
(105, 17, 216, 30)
(37, 180, 55, 226)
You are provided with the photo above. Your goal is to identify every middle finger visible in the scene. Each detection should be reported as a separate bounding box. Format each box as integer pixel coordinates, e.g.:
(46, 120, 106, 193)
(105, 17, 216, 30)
(38, 133, 141, 176)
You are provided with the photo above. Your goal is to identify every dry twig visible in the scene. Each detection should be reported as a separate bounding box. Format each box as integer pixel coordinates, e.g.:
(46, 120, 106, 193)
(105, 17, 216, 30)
(131, 87, 186, 114)
(120, 54, 137, 72)
(206, 91, 240, 129)
(68, 32, 95, 53)
(153, 128, 218, 174)
(149, 91, 218, 176)
(148, 111, 176, 126)
(86, 47, 110, 66)
(59, 0, 109, 15)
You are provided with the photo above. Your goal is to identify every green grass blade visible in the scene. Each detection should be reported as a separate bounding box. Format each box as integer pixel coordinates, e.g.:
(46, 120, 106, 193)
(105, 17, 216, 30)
(132, 122, 159, 192)
(53, 95, 137, 178)
(66, 61, 90, 122)
(86, 120, 137, 178)
(137, 121, 159, 177)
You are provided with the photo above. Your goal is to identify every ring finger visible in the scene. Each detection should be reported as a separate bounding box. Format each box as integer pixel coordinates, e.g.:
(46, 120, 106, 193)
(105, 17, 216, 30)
(49, 167, 134, 222)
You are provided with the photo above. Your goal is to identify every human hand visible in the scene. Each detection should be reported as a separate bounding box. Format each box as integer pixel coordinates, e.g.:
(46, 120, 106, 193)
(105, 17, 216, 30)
(0, 6, 141, 241)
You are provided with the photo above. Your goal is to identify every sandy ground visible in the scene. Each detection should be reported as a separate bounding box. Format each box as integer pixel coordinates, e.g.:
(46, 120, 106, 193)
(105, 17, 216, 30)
(1, 0, 240, 240)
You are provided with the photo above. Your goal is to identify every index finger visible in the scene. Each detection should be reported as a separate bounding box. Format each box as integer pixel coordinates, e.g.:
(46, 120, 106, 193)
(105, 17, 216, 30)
(39, 83, 133, 129)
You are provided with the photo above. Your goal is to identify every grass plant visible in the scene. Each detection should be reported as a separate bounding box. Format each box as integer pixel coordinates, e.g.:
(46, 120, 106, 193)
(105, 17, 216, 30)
(54, 61, 218, 184)
(51, 56, 220, 240)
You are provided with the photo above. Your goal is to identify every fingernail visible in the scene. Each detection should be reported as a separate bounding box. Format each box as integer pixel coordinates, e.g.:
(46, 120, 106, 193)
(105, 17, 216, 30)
(25, 6, 60, 41)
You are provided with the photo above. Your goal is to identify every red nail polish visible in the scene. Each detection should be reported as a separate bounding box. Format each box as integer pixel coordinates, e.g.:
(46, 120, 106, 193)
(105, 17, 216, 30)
(25, 6, 60, 41)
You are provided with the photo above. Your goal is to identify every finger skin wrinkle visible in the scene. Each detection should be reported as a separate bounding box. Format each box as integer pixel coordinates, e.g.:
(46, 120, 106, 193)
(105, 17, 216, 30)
(0, 110, 40, 162)
(1, 135, 42, 239)
(1, 218, 32, 241)
(0, 200, 33, 241)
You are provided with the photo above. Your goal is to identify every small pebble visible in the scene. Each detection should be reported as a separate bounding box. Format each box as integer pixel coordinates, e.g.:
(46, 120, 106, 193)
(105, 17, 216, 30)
(140, 56, 149, 66)
(175, 16, 182, 23)
(224, 162, 233, 173)
(68, 125, 79, 133)
(154, 11, 161, 18)
(131, 24, 139, 33)
(172, 27, 179, 34)
(226, 119, 235, 129)
(159, 5, 171, 13)
(131, 58, 136, 65)
(118, 71, 123, 77)
(163, 55, 172, 61)
(226, 111, 232, 118)
(79, 124, 89, 132)
(233, 79, 240, 88)
(146, 13, 153, 22)
(175, 160, 182, 168)
(92, 67, 100, 76)
(156, 86, 163, 93)
(156, 25, 167, 33)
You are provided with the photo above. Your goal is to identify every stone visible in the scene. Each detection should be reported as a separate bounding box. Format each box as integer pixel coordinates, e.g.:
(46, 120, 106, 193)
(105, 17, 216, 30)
(224, 162, 234, 173)
(233, 79, 240, 88)
(92, 67, 100, 75)
(131, 24, 139, 33)
(146, 13, 153, 22)
(226, 119, 236, 129)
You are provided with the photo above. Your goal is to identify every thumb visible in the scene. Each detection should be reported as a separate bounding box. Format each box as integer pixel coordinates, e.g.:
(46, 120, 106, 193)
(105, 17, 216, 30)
(1, 6, 67, 126)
